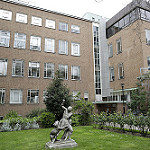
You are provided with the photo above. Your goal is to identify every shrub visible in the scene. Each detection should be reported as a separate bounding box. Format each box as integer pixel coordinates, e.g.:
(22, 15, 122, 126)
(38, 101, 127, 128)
(4, 110, 18, 119)
(71, 114, 80, 126)
(39, 112, 55, 128)
(26, 108, 45, 118)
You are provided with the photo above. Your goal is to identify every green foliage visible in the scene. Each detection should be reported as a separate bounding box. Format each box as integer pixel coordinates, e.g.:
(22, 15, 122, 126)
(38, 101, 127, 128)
(39, 112, 55, 128)
(71, 114, 80, 126)
(4, 110, 18, 119)
(44, 71, 72, 120)
(26, 108, 45, 118)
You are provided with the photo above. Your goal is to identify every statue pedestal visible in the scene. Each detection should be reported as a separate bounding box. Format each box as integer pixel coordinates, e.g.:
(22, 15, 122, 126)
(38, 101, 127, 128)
(45, 139, 78, 149)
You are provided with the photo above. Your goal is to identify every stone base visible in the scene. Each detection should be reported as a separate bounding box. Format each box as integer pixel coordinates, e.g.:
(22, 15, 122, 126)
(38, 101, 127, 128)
(45, 139, 78, 149)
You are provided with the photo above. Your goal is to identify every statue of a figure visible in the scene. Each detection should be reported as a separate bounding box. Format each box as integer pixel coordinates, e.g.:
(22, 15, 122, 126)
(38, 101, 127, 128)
(50, 100, 73, 143)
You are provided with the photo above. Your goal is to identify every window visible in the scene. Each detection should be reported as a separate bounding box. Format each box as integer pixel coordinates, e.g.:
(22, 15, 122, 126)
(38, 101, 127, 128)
(45, 38, 55, 53)
(71, 42, 80, 56)
(71, 25, 80, 33)
(59, 40, 68, 55)
(0, 59, 7, 76)
(71, 66, 80, 80)
(0, 89, 5, 104)
(44, 63, 54, 79)
(0, 9, 12, 20)
(30, 36, 41, 51)
(118, 63, 124, 79)
(14, 33, 26, 49)
(109, 67, 115, 81)
(59, 22, 68, 31)
(116, 38, 122, 54)
(58, 64, 68, 80)
(16, 13, 27, 23)
(147, 57, 150, 70)
(10, 89, 22, 104)
(12, 60, 24, 77)
(84, 92, 89, 101)
(145, 29, 150, 45)
(28, 62, 40, 78)
(43, 90, 46, 102)
(0, 30, 10, 47)
(108, 43, 113, 58)
(31, 16, 42, 26)
(27, 89, 39, 104)
(72, 91, 80, 100)
(45, 19, 55, 29)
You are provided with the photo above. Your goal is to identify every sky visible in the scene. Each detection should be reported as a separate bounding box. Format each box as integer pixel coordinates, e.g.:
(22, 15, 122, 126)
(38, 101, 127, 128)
(30, 0, 133, 19)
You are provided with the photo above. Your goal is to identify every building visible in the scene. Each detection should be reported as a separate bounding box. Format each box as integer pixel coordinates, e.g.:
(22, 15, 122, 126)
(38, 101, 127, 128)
(0, 0, 95, 117)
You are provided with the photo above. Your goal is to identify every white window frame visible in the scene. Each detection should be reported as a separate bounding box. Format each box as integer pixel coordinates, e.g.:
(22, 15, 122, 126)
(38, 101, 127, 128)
(14, 33, 26, 49)
(145, 29, 150, 45)
(16, 13, 27, 23)
(10, 89, 23, 104)
(31, 16, 42, 26)
(58, 64, 68, 80)
(44, 63, 54, 79)
(0, 30, 10, 47)
(27, 89, 39, 104)
(30, 35, 41, 51)
(43, 90, 46, 102)
(28, 62, 40, 78)
(0, 9, 12, 21)
(109, 67, 115, 81)
(12, 60, 24, 77)
(59, 40, 68, 55)
(116, 38, 122, 54)
(71, 42, 80, 56)
(71, 25, 80, 33)
(0, 88, 5, 104)
(108, 43, 113, 58)
(59, 22, 68, 32)
(45, 19, 55, 29)
(45, 38, 55, 53)
(71, 66, 80, 80)
(0, 59, 7, 76)
(84, 92, 89, 100)
(118, 63, 124, 79)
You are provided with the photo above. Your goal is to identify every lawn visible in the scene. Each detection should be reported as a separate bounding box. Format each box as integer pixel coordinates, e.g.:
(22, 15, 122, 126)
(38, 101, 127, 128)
(0, 126, 150, 150)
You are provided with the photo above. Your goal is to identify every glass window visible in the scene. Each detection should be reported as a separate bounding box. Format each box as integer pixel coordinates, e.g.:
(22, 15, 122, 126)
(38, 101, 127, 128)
(59, 40, 68, 55)
(0, 89, 5, 104)
(118, 63, 124, 79)
(58, 64, 68, 80)
(124, 14, 130, 26)
(0, 59, 7, 76)
(45, 19, 55, 29)
(118, 18, 124, 29)
(71, 25, 80, 33)
(147, 57, 150, 69)
(30, 35, 41, 51)
(0, 9, 12, 20)
(59, 22, 68, 31)
(116, 38, 122, 54)
(44, 63, 54, 79)
(31, 16, 42, 26)
(145, 29, 150, 45)
(16, 13, 27, 23)
(12, 60, 24, 77)
(28, 62, 40, 78)
(71, 66, 80, 80)
(108, 43, 113, 58)
(0, 30, 10, 47)
(14, 33, 26, 49)
(27, 89, 39, 104)
(71, 42, 80, 56)
(84, 92, 89, 101)
(43, 90, 46, 102)
(10, 89, 22, 104)
(45, 38, 55, 53)
(109, 67, 115, 81)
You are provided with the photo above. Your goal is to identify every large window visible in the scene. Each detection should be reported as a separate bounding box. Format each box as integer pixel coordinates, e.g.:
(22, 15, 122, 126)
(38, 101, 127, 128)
(27, 89, 39, 104)
(0, 30, 10, 47)
(118, 63, 124, 79)
(108, 43, 113, 58)
(116, 38, 122, 54)
(58, 64, 68, 80)
(71, 42, 80, 56)
(45, 38, 55, 53)
(44, 63, 54, 79)
(31, 16, 42, 26)
(10, 89, 22, 104)
(0, 9, 12, 21)
(0, 59, 7, 76)
(12, 60, 24, 77)
(28, 62, 40, 78)
(145, 29, 150, 45)
(0, 89, 5, 104)
(147, 56, 150, 69)
(71, 25, 80, 33)
(45, 19, 55, 29)
(109, 67, 115, 81)
(30, 36, 41, 51)
(71, 66, 80, 80)
(16, 13, 27, 23)
(59, 40, 68, 55)
(59, 22, 68, 32)
(14, 33, 26, 49)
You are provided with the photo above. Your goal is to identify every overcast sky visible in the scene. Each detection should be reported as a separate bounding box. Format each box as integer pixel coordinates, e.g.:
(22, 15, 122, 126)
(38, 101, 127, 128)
(30, 0, 133, 19)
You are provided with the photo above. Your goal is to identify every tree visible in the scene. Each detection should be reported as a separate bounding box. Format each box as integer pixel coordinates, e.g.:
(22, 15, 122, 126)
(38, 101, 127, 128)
(44, 71, 72, 120)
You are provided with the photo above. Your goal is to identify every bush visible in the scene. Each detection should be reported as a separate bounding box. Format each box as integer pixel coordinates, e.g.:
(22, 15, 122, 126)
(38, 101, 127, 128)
(4, 110, 18, 119)
(39, 112, 55, 128)
(26, 108, 45, 118)
(71, 114, 80, 126)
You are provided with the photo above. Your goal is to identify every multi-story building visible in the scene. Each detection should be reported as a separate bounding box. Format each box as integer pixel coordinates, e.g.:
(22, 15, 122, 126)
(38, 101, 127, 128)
(0, 0, 95, 116)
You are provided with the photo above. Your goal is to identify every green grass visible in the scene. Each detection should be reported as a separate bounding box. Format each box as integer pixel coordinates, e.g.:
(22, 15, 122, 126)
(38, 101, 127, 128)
(0, 126, 150, 150)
